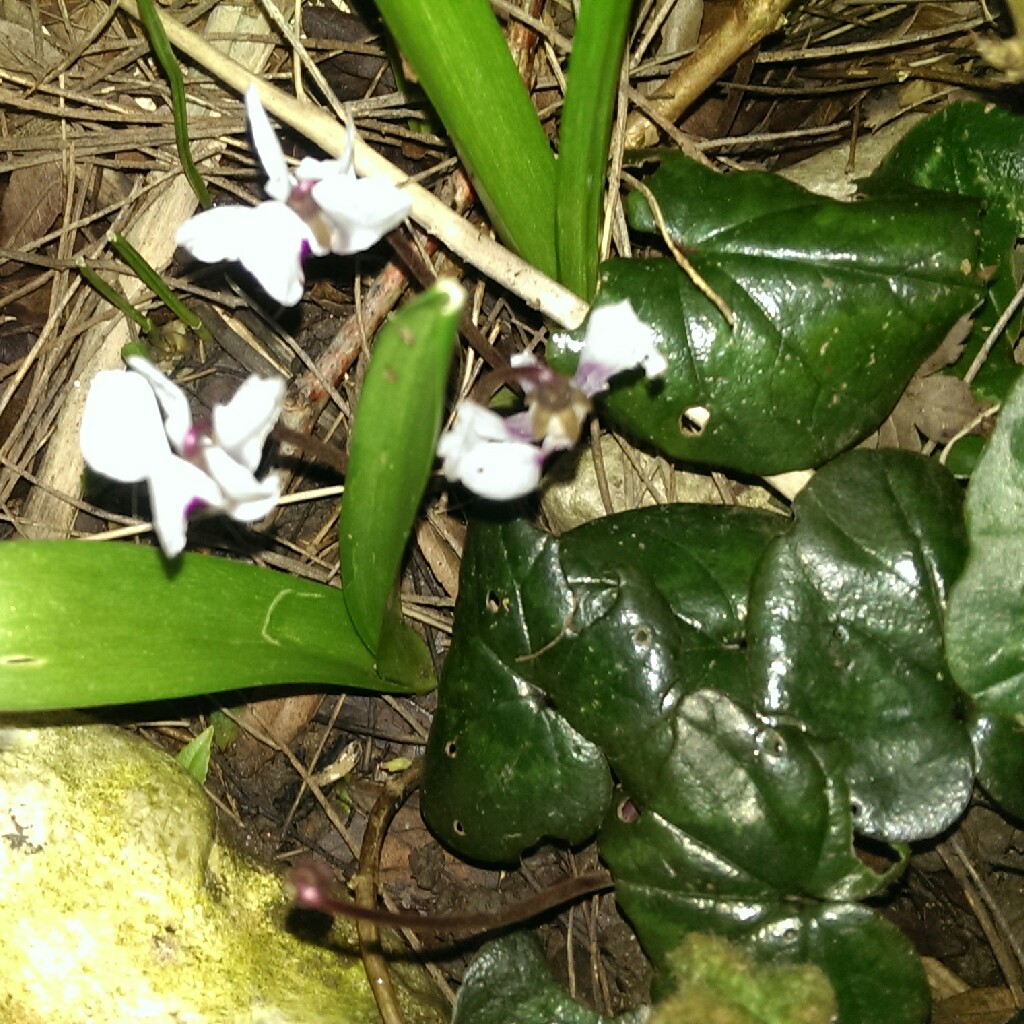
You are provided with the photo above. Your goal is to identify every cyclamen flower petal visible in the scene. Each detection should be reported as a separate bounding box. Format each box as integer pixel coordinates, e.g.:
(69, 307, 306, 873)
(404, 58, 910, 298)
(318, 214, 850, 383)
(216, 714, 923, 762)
(80, 358, 284, 558)
(175, 202, 317, 307)
(437, 299, 667, 502)
(567, 299, 668, 396)
(174, 87, 412, 307)
(437, 402, 544, 501)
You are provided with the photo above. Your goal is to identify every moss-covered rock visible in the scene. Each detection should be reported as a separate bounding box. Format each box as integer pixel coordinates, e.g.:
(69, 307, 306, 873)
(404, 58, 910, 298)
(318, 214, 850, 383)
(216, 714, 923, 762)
(0, 719, 445, 1024)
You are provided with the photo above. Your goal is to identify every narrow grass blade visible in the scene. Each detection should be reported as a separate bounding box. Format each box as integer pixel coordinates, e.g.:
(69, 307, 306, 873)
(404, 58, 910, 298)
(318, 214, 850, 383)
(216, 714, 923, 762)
(135, 0, 211, 208)
(77, 259, 155, 334)
(373, 0, 558, 279)
(556, 0, 633, 299)
(110, 233, 211, 343)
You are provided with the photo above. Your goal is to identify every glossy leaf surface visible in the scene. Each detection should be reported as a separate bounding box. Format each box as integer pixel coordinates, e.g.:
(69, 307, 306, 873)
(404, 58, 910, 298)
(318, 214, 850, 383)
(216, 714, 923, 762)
(0, 542, 431, 712)
(868, 102, 1024, 402)
(948, 368, 1024, 720)
(747, 450, 971, 842)
(453, 933, 633, 1024)
(550, 156, 985, 474)
(421, 505, 787, 861)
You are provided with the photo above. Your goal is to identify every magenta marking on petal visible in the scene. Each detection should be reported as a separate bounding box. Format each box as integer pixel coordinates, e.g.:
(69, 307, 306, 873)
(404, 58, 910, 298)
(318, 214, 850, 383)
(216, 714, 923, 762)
(184, 496, 208, 520)
(181, 421, 211, 459)
(299, 238, 312, 263)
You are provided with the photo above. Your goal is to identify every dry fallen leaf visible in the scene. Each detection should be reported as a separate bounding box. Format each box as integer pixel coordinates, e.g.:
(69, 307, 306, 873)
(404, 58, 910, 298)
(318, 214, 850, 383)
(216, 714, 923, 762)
(0, 163, 64, 273)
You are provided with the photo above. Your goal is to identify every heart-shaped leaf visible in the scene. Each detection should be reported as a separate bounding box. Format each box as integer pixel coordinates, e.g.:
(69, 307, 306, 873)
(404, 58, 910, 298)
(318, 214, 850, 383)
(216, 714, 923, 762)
(452, 933, 639, 1024)
(947, 367, 1024, 818)
(549, 156, 985, 474)
(421, 505, 787, 861)
(868, 101, 1024, 402)
(747, 449, 972, 842)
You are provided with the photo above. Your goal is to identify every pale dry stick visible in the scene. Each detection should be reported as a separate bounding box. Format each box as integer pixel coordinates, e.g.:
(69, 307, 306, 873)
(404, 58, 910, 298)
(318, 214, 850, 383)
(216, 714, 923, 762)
(631, 0, 688, 69)
(757, 15, 990, 64)
(939, 404, 1001, 468)
(115, 0, 588, 330)
(253, 0, 349, 124)
(624, 0, 796, 149)
(490, 0, 573, 52)
(922, 280, 1024, 459)
(623, 171, 734, 325)
(78, 484, 347, 544)
(276, 695, 347, 848)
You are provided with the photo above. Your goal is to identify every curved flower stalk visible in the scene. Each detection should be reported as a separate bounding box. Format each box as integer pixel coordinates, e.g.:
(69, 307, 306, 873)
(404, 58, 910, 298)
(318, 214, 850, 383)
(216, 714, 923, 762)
(438, 300, 667, 500)
(80, 356, 285, 557)
(175, 87, 413, 306)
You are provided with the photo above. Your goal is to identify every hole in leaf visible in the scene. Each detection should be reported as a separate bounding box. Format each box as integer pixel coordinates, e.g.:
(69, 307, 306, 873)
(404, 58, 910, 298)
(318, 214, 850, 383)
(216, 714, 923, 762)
(485, 591, 501, 614)
(679, 405, 710, 436)
(452, 819, 466, 836)
(850, 800, 862, 818)
(632, 626, 652, 648)
(617, 799, 640, 823)
(443, 740, 458, 759)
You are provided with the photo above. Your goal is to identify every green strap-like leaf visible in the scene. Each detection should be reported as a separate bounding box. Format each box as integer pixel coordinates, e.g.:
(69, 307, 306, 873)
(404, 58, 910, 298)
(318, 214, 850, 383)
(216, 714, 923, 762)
(338, 279, 461, 659)
(373, 0, 557, 277)
(555, 0, 633, 298)
(0, 542, 432, 712)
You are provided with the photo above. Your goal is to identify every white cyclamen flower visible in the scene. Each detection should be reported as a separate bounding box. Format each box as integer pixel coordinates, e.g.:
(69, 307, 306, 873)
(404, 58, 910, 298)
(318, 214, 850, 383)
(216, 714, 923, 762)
(175, 87, 413, 307)
(438, 300, 667, 501)
(80, 356, 285, 557)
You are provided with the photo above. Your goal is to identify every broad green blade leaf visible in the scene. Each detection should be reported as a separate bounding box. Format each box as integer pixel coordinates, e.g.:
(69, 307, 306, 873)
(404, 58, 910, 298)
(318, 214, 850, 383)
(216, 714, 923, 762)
(747, 449, 972, 843)
(175, 725, 214, 783)
(650, 933, 836, 1024)
(868, 102, 1024, 402)
(421, 505, 786, 861)
(339, 280, 460, 659)
(373, 0, 557, 278)
(0, 541, 425, 712)
(550, 156, 985, 474)
(947, 367, 1024, 721)
(453, 933, 640, 1024)
(555, 0, 632, 299)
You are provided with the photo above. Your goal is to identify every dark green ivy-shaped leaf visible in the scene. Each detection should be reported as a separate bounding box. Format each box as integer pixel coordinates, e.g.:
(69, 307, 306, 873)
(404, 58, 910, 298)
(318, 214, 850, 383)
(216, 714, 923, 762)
(452, 932, 644, 1024)
(947, 368, 1024, 816)
(597, 690, 921, 1024)
(420, 505, 787, 862)
(867, 102, 1024, 403)
(747, 449, 972, 843)
(549, 155, 985, 475)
